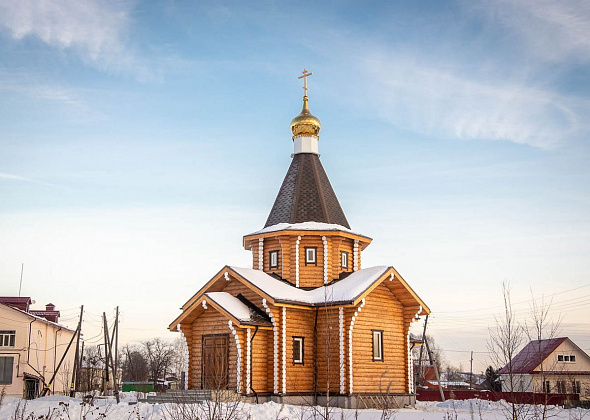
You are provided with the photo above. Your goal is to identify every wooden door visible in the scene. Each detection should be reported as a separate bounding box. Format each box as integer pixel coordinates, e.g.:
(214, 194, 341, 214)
(202, 334, 229, 389)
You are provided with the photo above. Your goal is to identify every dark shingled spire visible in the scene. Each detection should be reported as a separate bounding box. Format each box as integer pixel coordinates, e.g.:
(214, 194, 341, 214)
(264, 153, 350, 229)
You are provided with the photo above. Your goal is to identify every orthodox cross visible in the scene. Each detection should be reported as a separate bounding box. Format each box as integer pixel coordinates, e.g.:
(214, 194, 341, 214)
(298, 69, 313, 96)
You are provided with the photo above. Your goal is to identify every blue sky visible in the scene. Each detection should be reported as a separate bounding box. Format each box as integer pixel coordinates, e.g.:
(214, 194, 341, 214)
(1, 0, 589, 372)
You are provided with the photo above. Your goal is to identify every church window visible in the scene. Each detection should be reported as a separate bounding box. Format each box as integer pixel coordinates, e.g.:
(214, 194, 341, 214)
(372, 330, 383, 362)
(305, 247, 317, 265)
(269, 250, 279, 268)
(293, 337, 304, 364)
(341, 251, 349, 269)
(0, 331, 15, 347)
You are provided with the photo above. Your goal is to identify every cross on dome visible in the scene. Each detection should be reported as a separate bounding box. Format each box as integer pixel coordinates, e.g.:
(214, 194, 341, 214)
(298, 69, 313, 97)
(290, 68, 321, 140)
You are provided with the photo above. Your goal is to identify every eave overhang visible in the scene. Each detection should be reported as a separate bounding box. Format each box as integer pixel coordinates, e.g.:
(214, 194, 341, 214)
(169, 264, 430, 332)
(243, 225, 372, 251)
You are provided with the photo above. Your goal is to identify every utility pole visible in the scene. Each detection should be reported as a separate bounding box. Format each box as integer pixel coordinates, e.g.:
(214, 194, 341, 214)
(70, 305, 84, 397)
(18, 263, 24, 297)
(104, 309, 120, 403)
(40, 308, 82, 397)
(113, 307, 120, 403)
(425, 336, 445, 402)
(78, 341, 85, 393)
(469, 351, 474, 390)
(103, 313, 110, 396)
(417, 315, 429, 388)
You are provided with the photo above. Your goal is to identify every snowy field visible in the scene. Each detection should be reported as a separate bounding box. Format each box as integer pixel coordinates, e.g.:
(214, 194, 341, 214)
(0, 394, 588, 420)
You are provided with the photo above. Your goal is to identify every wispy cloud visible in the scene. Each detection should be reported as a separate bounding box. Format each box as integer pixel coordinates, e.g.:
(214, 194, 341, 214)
(353, 53, 589, 149)
(466, 0, 590, 63)
(0, 172, 63, 188)
(0, 69, 108, 122)
(0, 0, 151, 79)
(0, 74, 81, 106)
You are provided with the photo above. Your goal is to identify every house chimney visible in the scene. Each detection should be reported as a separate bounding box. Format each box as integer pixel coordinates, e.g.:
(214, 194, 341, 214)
(46, 303, 55, 311)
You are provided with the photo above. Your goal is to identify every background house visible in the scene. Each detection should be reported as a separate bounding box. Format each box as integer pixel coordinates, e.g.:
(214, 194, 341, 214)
(499, 337, 590, 399)
(0, 297, 76, 398)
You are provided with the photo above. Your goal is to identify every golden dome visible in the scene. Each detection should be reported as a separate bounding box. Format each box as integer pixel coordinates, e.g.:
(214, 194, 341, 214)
(290, 96, 321, 137)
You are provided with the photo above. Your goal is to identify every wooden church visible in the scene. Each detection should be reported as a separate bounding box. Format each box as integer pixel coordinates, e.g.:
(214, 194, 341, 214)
(169, 70, 430, 407)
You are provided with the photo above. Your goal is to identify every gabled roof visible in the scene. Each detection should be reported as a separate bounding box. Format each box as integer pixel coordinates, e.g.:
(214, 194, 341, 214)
(0, 296, 32, 311)
(0, 302, 75, 332)
(499, 337, 568, 374)
(264, 153, 350, 229)
(205, 292, 272, 327)
(229, 265, 391, 306)
(169, 264, 430, 331)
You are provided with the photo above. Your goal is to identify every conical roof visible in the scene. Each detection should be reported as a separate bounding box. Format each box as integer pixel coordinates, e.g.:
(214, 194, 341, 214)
(264, 153, 350, 229)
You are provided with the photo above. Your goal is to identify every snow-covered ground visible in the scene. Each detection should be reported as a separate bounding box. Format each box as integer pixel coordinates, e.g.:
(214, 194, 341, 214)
(0, 394, 588, 420)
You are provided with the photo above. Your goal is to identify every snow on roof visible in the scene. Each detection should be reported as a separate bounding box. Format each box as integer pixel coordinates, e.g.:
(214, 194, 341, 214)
(229, 265, 390, 305)
(205, 292, 253, 321)
(428, 380, 471, 387)
(246, 221, 368, 238)
(205, 292, 272, 326)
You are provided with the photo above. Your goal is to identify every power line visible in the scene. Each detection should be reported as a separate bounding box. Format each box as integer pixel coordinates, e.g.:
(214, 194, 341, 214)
(435, 284, 590, 314)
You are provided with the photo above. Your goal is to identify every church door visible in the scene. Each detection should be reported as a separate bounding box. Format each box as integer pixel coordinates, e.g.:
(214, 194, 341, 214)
(202, 334, 229, 389)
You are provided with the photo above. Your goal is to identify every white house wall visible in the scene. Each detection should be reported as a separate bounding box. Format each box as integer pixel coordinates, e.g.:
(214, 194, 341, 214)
(0, 304, 76, 397)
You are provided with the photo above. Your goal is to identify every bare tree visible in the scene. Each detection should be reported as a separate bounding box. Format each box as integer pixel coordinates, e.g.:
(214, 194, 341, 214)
(488, 281, 526, 420)
(525, 292, 562, 420)
(170, 337, 187, 386)
(144, 338, 175, 389)
(80, 345, 102, 393)
(413, 334, 444, 387)
(59, 360, 72, 395)
(121, 344, 149, 382)
(162, 355, 245, 420)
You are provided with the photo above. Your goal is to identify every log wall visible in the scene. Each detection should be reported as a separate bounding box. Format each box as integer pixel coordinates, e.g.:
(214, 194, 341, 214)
(284, 307, 316, 393)
(316, 306, 343, 393)
(251, 328, 270, 393)
(296, 236, 326, 288)
(250, 233, 364, 288)
(349, 283, 408, 394)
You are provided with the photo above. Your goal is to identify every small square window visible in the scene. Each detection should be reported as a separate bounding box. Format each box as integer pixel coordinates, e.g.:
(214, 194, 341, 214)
(564, 356, 570, 362)
(558, 355, 564, 362)
(293, 337, 304, 365)
(0, 331, 15, 348)
(570, 355, 576, 362)
(305, 247, 317, 265)
(372, 330, 383, 362)
(269, 250, 279, 268)
(341, 251, 349, 269)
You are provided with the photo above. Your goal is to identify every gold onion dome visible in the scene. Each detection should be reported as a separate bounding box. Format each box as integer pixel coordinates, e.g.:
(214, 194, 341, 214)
(290, 96, 321, 137)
